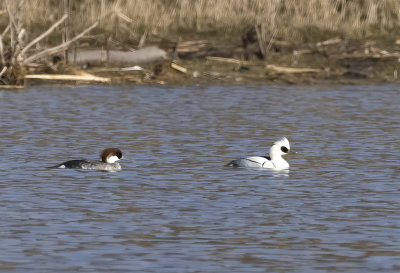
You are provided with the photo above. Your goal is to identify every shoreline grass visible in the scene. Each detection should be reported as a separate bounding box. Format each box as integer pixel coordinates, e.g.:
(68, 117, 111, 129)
(2, 0, 400, 45)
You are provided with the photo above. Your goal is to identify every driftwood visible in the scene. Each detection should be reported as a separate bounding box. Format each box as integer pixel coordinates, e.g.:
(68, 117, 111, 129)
(316, 38, 342, 47)
(266, 64, 322, 73)
(177, 40, 208, 53)
(176, 40, 235, 59)
(68, 46, 167, 65)
(205, 56, 247, 65)
(94, 65, 144, 72)
(171, 62, 187, 73)
(0, 85, 24, 89)
(25, 74, 110, 83)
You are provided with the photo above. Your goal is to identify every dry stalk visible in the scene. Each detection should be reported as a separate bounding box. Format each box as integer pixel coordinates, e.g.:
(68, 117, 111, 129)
(22, 21, 99, 65)
(2, 25, 10, 37)
(5, 0, 26, 64)
(0, 34, 5, 65)
(255, 24, 267, 59)
(18, 14, 69, 61)
(265, 29, 277, 55)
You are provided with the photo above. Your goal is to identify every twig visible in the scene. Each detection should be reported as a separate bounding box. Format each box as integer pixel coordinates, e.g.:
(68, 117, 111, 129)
(18, 14, 68, 60)
(2, 24, 10, 37)
(138, 30, 147, 48)
(5, 0, 16, 53)
(17, 28, 25, 44)
(115, 9, 133, 23)
(0, 66, 7, 77)
(22, 22, 98, 65)
(63, 0, 70, 63)
(265, 29, 277, 55)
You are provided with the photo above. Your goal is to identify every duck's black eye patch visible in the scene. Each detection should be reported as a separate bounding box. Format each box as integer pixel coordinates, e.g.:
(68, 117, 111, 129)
(117, 152, 122, 158)
(281, 146, 289, 153)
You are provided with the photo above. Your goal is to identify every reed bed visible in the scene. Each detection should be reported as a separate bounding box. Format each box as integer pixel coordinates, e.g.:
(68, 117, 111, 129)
(3, 0, 400, 44)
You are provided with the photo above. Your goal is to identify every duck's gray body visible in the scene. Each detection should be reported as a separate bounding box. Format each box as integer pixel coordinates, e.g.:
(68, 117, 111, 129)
(54, 159, 121, 171)
(52, 148, 123, 172)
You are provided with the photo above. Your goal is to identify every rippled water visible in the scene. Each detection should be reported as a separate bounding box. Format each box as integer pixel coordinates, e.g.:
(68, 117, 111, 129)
(0, 84, 399, 272)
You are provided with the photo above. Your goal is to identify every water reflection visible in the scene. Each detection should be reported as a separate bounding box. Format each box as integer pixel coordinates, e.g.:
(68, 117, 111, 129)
(0, 84, 399, 272)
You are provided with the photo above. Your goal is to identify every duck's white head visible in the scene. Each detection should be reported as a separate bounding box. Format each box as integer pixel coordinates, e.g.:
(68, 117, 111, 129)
(269, 137, 291, 158)
(100, 148, 123, 163)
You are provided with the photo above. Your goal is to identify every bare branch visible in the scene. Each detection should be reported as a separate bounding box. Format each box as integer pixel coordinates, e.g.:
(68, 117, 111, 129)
(0, 33, 5, 64)
(265, 29, 277, 56)
(0, 66, 7, 78)
(22, 22, 98, 65)
(4, 0, 17, 30)
(2, 24, 10, 37)
(18, 14, 68, 59)
(17, 28, 25, 44)
(138, 30, 147, 48)
(5, 0, 16, 52)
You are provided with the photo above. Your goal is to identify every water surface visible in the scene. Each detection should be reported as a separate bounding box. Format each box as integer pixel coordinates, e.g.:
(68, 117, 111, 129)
(0, 84, 399, 272)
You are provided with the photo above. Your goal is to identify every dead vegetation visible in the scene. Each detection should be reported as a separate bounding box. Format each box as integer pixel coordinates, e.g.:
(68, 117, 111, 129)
(1, 0, 400, 86)
(12, 0, 400, 43)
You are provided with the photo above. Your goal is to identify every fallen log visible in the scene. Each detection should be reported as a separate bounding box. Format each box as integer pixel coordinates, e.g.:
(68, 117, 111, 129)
(93, 65, 144, 72)
(68, 46, 167, 65)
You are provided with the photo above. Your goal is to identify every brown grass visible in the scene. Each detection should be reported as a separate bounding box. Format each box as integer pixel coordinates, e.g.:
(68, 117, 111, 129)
(2, 0, 400, 44)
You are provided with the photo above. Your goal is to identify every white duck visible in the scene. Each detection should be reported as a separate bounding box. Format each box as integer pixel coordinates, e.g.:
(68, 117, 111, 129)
(227, 137, 292, 169)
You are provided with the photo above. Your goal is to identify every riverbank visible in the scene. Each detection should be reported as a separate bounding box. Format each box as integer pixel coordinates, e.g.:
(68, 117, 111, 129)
(19, 36, 400, 87)
(2, 1, 400, 87)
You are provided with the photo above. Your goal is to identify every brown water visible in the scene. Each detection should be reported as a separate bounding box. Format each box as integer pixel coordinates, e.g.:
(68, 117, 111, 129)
(0, 84, 399, 272)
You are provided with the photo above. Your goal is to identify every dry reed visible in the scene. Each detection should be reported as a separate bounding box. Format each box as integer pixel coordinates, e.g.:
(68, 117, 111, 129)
(2, 0, 400, 43)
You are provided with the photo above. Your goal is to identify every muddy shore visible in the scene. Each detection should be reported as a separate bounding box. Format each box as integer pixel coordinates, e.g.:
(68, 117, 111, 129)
(2, 32, 397, 88)
(18, 36, 400, 87)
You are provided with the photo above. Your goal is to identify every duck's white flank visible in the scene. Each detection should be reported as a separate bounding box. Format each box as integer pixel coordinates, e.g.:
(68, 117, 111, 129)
(227, 137, 291, 170)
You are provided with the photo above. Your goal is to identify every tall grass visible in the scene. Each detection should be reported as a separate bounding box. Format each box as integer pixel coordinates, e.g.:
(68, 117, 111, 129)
(3, 0, 400, 43)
